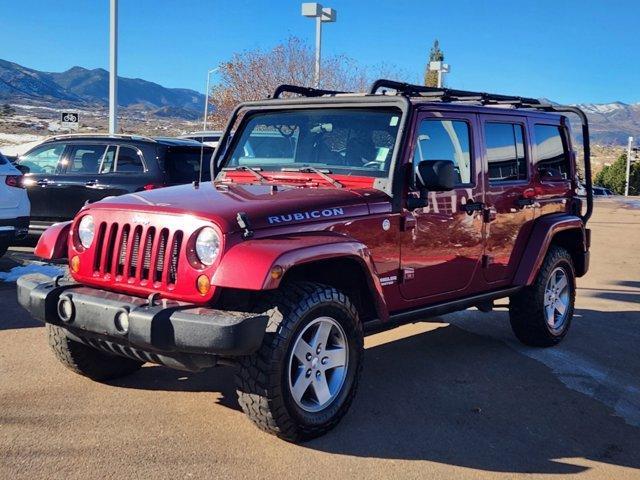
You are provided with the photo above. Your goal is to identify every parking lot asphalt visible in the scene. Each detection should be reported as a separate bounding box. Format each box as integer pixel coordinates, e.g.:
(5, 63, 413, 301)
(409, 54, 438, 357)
(1, 199, 639, 480)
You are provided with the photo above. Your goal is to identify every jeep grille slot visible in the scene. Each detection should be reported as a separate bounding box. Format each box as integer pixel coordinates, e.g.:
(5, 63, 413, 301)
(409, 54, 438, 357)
(86, 219, 184, 290)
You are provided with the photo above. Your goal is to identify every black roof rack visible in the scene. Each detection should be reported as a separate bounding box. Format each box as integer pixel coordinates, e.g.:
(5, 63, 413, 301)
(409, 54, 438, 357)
(369, 79, 543, 107)
(272, 84, 349, 99)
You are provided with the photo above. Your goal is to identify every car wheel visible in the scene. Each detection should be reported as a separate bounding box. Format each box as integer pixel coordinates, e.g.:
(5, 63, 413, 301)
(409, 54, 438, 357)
(509, 246, 576, 347)
(47, 324, 144, 381)
(235, 282, 364, 442)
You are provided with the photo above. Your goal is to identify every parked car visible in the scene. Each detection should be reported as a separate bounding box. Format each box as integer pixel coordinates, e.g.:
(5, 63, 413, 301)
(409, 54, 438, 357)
(593, 186, 614, 196)
(18, 80, 593, 442)
(0, 151, 30, 257)
(179, 130, 223, 148)
(15, 134, 214, 234)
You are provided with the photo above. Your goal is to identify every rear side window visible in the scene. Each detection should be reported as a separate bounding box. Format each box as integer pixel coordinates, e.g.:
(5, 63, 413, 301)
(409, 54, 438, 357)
(484, 122, 527, 182)
(164, 147, 213, 184)
(413, 119, 472, 184)
(115, 146, 144, 173)
(66, 145, 108, 173)
(534, 125, 570, 180)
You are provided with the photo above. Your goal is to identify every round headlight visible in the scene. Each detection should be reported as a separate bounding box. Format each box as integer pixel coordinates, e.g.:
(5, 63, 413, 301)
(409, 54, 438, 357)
(78, 215, 95, 248)
(195, 227, 220, 266)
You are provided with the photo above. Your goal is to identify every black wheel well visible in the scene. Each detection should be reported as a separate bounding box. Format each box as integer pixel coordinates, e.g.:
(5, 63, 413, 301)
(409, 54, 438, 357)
(280, 258, 378, 322)
(550, 228, 586, 276)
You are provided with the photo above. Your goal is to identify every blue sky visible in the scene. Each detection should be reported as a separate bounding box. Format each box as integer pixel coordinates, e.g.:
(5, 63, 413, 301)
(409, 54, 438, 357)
(1, 0, 638, 104)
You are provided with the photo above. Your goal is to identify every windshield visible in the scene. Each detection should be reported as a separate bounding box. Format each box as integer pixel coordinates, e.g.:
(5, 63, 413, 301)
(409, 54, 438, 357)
(222, 108, 402, 178)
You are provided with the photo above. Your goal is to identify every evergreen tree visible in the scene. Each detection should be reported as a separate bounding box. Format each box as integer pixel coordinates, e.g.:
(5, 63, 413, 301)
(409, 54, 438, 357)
(424, 40, 444, 87)
(594, 153, 640, 195)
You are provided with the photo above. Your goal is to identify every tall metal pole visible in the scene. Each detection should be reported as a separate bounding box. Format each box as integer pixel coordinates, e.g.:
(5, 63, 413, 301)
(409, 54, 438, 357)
(625, 136, 633, 197)
(203, 69, 213, 132)
(109, 0, 118, 134)
(314, 15, 322, 88)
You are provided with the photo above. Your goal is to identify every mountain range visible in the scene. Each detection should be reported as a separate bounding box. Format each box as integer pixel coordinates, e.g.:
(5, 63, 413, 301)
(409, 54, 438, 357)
(0, 59, 638, 143)
(0, 59, 204, 119)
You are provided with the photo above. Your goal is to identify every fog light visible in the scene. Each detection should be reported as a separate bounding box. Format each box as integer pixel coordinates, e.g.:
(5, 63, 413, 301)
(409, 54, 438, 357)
(114, 310, 130, 334)
(196, 274, 211, 295)
(57, 297, 74, 322)
(70, 255, 80, 273)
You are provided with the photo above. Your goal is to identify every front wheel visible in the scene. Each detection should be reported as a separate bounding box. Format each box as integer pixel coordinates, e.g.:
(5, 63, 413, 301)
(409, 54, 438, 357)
(235, 282, 363, 442)
(509, 246, 576, 347)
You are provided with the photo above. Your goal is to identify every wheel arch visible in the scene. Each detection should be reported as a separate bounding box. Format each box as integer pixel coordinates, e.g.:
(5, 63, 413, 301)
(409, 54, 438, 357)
(513, 214, 588, 286)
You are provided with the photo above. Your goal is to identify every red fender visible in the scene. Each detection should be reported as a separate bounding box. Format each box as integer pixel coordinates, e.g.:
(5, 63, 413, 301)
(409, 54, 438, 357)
(513, 214, 586, 286)
(34, 221, 72, 260)
(212, 233, 389, 321)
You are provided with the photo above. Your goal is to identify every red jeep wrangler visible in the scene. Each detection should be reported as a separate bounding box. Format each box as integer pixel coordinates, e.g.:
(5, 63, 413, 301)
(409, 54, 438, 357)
(18, 80, 593, 441)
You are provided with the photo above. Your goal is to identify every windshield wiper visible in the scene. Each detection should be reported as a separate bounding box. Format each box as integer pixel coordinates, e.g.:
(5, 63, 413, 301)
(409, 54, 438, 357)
(281, 167, 343, 189)
(222, 166, 268, 183)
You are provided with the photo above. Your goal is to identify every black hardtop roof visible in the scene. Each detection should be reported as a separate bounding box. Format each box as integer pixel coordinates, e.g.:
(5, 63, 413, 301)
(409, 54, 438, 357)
(40, 134, 207, 148)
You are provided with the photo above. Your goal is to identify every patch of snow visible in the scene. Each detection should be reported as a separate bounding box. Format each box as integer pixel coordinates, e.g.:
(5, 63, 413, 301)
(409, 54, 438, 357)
(0, 263, 63, 282)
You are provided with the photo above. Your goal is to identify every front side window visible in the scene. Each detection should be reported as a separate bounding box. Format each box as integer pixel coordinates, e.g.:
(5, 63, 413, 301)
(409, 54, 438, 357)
(18, 143, 67, 174)
(223, 108, 402, 178)
(413, 119, 472, 184)
(485, 122, 527, 182)
(534, 124, 570, 180)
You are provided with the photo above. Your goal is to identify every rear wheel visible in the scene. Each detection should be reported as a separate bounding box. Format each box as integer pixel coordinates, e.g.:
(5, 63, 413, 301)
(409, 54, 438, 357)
(235, 282, 363, 442)
(509, 246, 575, 347)
(47, 324, 143, 381)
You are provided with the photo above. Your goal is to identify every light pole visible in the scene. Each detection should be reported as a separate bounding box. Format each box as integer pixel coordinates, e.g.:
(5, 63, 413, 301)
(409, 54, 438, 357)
(203, 68, 218, 131)
(625, 136, 634, 197)
(109, 0, 118, 134)
(301, 3, 336, 88)
(429, 61, 451, 88)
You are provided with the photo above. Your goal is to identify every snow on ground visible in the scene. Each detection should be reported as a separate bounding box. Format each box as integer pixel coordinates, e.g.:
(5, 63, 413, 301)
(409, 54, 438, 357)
(0, 263, 63, 282)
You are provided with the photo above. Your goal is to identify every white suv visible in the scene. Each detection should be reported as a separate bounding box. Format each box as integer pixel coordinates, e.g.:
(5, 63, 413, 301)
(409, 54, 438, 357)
(0, 152, 30, 257)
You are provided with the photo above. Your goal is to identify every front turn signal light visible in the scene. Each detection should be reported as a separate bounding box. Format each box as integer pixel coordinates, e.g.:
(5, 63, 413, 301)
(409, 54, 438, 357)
(196, 274, 211, 295)
(70, 255, 80, 273)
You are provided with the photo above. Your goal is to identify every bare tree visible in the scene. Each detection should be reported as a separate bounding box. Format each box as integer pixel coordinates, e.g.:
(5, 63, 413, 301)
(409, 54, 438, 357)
(207, 36, 403, 128)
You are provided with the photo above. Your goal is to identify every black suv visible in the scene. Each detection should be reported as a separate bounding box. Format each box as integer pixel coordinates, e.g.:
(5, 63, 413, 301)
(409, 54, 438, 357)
(15, 135, 213, 234)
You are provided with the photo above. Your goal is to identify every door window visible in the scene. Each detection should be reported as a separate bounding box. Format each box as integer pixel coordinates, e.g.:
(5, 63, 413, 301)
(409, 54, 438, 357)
(164, 147, 213, 183)
(484, 122, 527, 182)
(66, 145, 108, 174)
(413, 119, 472, 184)
(18, 144, 66, 174)
(533, 125, 570, 180)
(114, 146, 144, 173)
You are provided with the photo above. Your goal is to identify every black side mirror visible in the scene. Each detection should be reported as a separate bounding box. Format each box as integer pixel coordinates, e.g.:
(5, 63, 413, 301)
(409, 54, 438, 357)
(14, 163, 29, 174)
(416, 160, 456, 191)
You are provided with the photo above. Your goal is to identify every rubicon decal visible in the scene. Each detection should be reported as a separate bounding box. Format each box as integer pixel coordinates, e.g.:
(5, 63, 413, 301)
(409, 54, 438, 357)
(268, 208, 345, 224)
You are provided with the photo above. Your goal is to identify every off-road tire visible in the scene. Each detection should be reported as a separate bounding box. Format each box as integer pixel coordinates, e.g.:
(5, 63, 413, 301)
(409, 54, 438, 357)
(235, 282, 364, 442)
(47, 324, 143, 380)
(509, 246, 576, 347)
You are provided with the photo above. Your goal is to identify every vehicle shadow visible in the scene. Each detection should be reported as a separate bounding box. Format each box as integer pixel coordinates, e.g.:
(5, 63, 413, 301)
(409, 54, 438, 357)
(110, 314, 640, 474)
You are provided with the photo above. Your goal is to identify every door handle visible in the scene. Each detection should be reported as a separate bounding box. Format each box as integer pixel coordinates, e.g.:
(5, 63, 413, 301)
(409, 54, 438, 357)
(36, 179, 51, 187)
(85, 180, 99, 188)
(462, 201, 484, 215)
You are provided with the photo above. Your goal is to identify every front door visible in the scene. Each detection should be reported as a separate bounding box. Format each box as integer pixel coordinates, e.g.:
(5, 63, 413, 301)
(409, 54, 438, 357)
(400, 112, 485, 301)
(480, 115, 536, 284)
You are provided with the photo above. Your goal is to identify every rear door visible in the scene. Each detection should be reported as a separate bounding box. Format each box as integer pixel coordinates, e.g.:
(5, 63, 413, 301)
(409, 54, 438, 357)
(480, 115, 536, 284)
(399, 111, 485, 301)
(16, 143, 68, 221)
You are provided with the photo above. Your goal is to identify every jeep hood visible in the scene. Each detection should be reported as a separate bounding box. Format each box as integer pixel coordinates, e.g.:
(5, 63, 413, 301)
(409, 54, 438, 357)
(90, 182, 389, 233)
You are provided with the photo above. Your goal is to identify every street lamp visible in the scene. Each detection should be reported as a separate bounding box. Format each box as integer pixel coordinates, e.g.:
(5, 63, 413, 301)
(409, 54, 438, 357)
(203, 68, 218, 132)
(429, 61, 450, 88)
(301, 3, 336, 88)
(109, 0, 118, 134)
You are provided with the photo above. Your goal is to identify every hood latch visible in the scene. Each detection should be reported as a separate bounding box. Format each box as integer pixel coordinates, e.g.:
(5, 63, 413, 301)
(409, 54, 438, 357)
(236, 212, 254, 239)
